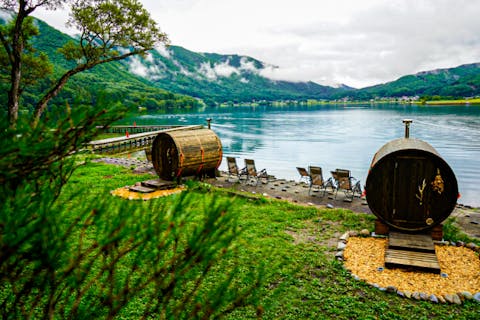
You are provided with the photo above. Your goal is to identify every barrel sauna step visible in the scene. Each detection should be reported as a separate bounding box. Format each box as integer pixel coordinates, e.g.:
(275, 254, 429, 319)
(141, 179, 176, 190)
(388, 231, 435, 253)
(128, 185, 156, 193)
(385, 232, 440, 273)
(385, 249, 441, 273)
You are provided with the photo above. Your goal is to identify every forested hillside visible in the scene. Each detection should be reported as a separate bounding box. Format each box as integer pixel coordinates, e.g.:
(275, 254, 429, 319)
(3, 16, 480, 110)
(121, 45, 351, 105)
(0, 18, 202, 114)
(346, 63, 480, 100)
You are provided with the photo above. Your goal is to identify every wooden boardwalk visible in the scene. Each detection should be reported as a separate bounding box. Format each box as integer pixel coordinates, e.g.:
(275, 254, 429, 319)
(96, 125, 184, 134)
(88, 125, 203, 154)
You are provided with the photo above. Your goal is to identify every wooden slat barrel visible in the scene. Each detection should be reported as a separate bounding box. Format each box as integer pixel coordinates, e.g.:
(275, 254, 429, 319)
(151, 129, 222, 181)
(365, 138, 458, 231)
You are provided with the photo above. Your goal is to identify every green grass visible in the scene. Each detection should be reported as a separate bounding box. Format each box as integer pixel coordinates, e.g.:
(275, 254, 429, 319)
(55, 161, 480, 319)
(425, 98, 480, 105)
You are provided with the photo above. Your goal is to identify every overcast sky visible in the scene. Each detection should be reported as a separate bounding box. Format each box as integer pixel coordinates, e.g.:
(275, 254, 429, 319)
(35, 0, 480, 88)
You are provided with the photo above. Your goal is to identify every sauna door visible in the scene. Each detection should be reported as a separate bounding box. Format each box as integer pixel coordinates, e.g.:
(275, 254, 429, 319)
(391, 155, 435, 230)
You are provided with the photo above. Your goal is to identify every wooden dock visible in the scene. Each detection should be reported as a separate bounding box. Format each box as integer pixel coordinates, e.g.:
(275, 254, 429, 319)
(96, 125, 185, 134)
(88, 125, 203, 154)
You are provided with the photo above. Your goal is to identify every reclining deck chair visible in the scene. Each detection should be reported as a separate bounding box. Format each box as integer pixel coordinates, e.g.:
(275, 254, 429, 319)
(226, 156, 247, 181)
(331, 169, 362, 202)
(244, 159, 269, 185)
(308, 166, 334, 196)
(296, 167, 311, 184)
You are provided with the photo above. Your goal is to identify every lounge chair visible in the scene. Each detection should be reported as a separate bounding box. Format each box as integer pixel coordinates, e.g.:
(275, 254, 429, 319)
(244, 159, 269, 185)
(331, 168, 362, 202)
(226, 156, 247, 181)
(296, 167, 310, 184)
(308, 166, 332, 196)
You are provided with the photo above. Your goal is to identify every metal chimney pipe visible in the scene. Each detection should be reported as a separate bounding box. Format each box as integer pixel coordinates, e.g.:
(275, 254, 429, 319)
(206, 118, 212, 129)
(402, 119, 413, 138)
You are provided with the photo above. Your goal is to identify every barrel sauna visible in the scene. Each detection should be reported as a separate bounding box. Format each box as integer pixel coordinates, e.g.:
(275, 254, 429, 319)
(365, 136, 458, 232)
(151, 129, 222, 181)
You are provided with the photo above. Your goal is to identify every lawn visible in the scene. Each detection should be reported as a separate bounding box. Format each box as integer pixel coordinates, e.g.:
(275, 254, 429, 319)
(51, 160, 480, 319)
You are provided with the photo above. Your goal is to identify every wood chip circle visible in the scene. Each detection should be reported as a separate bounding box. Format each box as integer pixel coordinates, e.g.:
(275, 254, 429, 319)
(111, 186, 185, 200)
(343, 237, 480, 297)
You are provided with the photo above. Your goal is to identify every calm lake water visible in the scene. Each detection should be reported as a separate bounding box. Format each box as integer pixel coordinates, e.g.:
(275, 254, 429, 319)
(124, 104, 480, 207)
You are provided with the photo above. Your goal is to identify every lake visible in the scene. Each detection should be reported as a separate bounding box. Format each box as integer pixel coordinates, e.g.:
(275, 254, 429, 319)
(124, 104, 480, 207)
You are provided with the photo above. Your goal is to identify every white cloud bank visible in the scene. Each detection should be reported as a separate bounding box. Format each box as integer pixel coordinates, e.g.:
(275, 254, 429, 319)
(34, 0, 480, 88)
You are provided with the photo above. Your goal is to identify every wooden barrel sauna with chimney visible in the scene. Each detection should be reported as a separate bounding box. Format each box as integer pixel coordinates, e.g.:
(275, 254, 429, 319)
(151, 128, 222, 181)
(365, 125, 458, 232)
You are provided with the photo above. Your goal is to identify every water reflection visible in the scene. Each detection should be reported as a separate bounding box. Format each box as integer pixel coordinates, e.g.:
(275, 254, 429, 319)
(122, 104, 480, 206)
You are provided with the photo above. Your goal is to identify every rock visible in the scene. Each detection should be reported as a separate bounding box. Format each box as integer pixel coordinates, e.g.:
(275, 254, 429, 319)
(348, 231, 358, 237)
(335, 251, 344, 260)
(461, 291, 473, 300)
(397, 291, 404, 298)
(452, 294, 462, 305)
(444, 294, 454, 304)
(386, 286, 397, 293)
(473, 292, 480, 302)
(466, 242, 477, 250)
(326, 203, 334, 209)
(429, 294, 439, 303)
(281, 188, 287, 192)
(360, 229, 370, 237)
(437, 295, 446, 304)
(412, 292, 421, 300)
(419, 293, 428, 301)
(337, 242, 347, 250)
(456, 241, 465, 247)
(339, 232, 350, 241)
(404, 291, 412, 299)
(275, 196, 282, 199)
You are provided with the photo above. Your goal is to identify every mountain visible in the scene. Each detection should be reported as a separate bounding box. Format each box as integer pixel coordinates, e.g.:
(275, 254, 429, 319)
(3, 15, 480, 109)
(350, 63, 480, 100)
(0, 16, 203, 114)
(119, 45, 351, 105)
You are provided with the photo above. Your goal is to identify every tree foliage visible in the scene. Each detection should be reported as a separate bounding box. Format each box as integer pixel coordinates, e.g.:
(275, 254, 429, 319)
(0, 0, 168, 128)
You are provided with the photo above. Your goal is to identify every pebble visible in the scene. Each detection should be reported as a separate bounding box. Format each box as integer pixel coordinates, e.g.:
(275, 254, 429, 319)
(437, 295, 446, 304)
(326, 203, 334, 209)
(404, 291, 412, 299)
(339, 232, 350, 241)
(444, 294, 454, 303)
(466, 242, 477, 250)
(429, 294, 439, 303)
(419, 293, 428, 301)
(412, 292, 421, 300)
(360, 229, 370, 237)
(461, 291, 473, 300)
(337, 242, 347, 250)
(445, 294, 462, 305)
(473, 292, 480, 302)
(386, 286, 397, 293)
(452, 294, 462, 305)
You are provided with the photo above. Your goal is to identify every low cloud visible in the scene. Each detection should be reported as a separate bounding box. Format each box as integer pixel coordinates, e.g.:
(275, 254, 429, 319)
(197, 59, 241, 80)
(127, 54, 164, 80)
